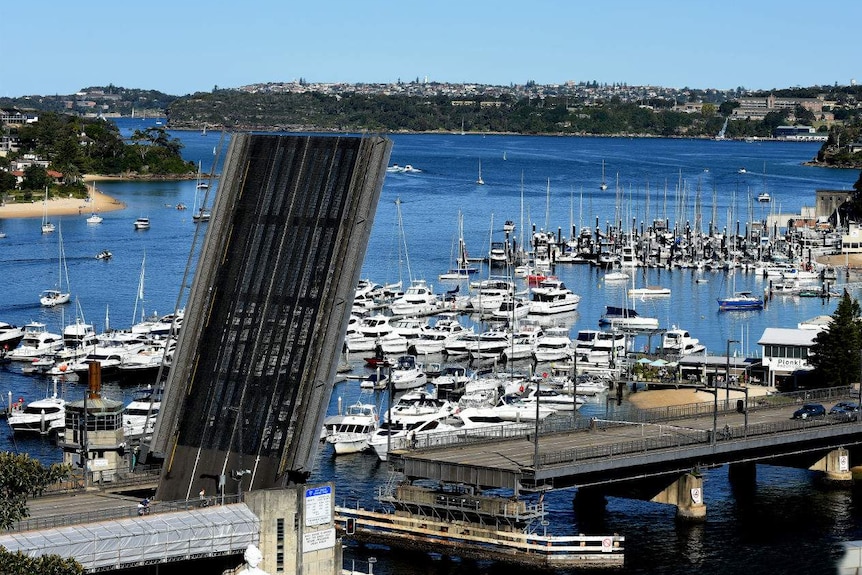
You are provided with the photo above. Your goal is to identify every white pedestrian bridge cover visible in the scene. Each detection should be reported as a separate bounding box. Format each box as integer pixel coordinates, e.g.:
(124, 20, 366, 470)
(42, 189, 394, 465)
(0, 504, 259, 571)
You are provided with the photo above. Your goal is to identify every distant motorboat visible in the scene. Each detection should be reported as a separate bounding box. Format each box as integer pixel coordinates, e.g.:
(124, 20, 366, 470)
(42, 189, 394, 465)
(96, 250, 112, 260)
(757, 192, 771, 203)
(738, 168, 747, 174)
(134, 217, 150, 230)
(628, 286, 671, 297)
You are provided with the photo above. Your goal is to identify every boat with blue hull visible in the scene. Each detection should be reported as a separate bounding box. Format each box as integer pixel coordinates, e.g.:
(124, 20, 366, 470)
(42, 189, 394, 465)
(717, 291, 764, 311)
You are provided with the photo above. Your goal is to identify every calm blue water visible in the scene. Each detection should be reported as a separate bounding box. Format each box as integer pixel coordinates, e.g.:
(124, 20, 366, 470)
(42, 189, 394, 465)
(2, 120, 861, 573)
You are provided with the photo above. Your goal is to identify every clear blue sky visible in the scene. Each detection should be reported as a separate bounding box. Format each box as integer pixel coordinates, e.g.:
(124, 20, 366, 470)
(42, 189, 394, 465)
(3, 0, 860, 97)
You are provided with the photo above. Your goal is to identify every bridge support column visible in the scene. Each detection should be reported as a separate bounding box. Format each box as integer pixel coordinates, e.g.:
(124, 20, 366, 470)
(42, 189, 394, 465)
(728, 461, 756, 487)
(573, 487, 608, 516)
(651, 472, 706, 522)
(811, 448, 853, 486)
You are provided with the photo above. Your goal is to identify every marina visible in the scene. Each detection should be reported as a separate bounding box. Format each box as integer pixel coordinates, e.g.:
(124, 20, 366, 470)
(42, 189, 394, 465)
(1, 121, 861, 573)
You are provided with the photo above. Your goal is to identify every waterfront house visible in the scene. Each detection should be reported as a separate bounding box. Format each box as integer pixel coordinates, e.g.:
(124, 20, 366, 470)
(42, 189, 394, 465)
(757, 327, 817, 388)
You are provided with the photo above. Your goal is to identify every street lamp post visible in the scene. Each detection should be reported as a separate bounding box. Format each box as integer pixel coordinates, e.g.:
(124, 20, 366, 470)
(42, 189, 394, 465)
(726, 339, 739, 409)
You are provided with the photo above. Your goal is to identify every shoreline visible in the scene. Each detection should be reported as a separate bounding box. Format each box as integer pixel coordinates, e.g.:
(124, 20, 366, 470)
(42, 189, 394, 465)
(0, 183, 125, 220)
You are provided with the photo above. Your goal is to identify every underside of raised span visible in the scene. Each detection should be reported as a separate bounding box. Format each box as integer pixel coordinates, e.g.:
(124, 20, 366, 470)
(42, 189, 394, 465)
(152, 133, 391, 502)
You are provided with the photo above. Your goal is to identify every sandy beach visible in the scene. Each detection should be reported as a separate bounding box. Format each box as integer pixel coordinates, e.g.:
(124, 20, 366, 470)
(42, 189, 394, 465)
(0, 175, 126, 220)
(627, 386, 771, 409)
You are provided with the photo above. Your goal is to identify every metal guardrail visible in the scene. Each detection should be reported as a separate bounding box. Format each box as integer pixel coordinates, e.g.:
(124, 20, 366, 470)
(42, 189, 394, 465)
(9, 494, 243, 534)
(537, 401, 862, 468)
(402, 386, 861, 455)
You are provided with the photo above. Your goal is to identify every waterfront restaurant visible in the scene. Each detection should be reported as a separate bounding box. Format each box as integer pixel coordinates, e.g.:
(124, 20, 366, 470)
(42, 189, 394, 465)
(757, 327, 817, 388)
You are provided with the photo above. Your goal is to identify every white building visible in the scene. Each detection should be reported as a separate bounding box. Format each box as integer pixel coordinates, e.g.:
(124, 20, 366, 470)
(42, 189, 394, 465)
(757, 327, 818, 387)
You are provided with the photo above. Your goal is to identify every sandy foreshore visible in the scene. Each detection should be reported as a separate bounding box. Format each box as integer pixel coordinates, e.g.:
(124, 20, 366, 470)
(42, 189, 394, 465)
(0, 175, 126, 220)
(627, 386, 771, 409)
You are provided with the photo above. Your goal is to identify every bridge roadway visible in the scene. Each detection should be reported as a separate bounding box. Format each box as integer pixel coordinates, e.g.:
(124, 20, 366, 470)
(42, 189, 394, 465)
(391, 387, 862, 491)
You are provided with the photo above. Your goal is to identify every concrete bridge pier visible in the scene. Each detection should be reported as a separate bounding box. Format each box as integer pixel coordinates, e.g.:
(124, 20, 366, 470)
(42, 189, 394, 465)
(651, 471, 706, 522)
(727, 461, 757, 486)
(811, 448, 853, 486)
(572, 486, 608, 516)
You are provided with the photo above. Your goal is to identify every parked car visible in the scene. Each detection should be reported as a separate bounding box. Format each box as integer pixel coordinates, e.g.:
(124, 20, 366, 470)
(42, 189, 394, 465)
(829, 401, 860, 421)
(792, 403, 826, 420)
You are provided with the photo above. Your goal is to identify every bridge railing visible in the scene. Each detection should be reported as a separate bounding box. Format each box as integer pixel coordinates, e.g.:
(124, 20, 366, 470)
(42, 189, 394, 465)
(8, 494, 243, 534)
(402, 386, 860, 456)
(537, 405, 861, 467)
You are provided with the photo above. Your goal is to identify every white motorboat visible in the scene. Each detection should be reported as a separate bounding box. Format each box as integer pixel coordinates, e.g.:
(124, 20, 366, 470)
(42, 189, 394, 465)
(123, 386, 162, 440)
(662, 327, 706, 355)
(501, 323, 544, 362)
(388, 355, 428, 391)
(368, 415, 457, 462)
(0, 321, 25, 351)
(528, 279, 581, 315)
(573, 329, 601, 356)
(491, 296, 531, 321)
(131, 309, 184, 339)
(390, 279, 439, 316)
(628, 286, 671, 297)
(466, 329, 512, 361)
(468, 278, 514, 313)
(7, 383, 65, 435)
(485, 398, 556, 422)
(599, 306, 659, 330)
(117, 340, 174, 378)
(134, 217, 150, 230)
(604, 271, 630, 281)
(323, 399, 379, 455)
(7, 322, 64, 361)
(519, 383, 584, 412)
(533, 326, 574, 363)
(53, 318, 99, 363)
(431, 365, 474, 395)
(410, 314, 472, 355)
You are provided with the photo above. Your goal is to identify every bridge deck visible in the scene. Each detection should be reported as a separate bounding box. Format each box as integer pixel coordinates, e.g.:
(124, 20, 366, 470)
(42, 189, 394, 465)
(393, 388, 862, 490)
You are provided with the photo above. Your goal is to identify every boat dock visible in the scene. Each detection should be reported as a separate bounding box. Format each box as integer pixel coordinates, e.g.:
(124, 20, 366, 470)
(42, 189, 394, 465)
(335, 505, 624, 569)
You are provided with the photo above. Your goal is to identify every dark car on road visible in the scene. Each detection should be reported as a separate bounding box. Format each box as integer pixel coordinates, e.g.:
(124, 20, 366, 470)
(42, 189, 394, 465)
(792, 403, 826, 420)
(829, 401, 860, 421)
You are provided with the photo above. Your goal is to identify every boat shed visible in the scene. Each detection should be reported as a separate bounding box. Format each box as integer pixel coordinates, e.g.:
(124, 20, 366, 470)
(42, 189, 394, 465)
(757, 327, 818, 388)
(0, 504, 259, 571)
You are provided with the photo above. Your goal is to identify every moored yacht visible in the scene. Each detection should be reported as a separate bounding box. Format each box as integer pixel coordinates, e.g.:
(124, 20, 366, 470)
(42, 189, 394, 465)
(0, 321, 25, 351)
(662, 327, 706, 355)
(7, 382, 65, 436)
(528, 278, 581, 314)
(389, 279, 439, 316)
(323, 399, 379, 455)
(123, 386, 162, 441)
(532, 326, 574, 363)
(7, 322, 64, 361)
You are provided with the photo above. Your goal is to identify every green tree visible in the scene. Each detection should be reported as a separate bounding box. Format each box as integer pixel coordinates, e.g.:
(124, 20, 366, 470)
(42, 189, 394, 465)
(22, 165, 49, 192)
(0, 547, 83, 575)
(809, 292, 862, 386)
(0, 452, 72, 529)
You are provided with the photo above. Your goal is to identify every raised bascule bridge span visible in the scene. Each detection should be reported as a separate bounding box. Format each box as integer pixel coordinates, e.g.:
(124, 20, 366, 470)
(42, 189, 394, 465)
(150, 133, 392, 501)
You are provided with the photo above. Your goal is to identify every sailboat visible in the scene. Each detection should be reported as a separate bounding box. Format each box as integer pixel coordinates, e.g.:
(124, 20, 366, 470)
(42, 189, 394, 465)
(40, 224, 71, 307)
(717, 272, 764, 311)
(599, 160, 608, 191)
(476, 159, 484, 185)
(439, 211, 478, 280)
(195, 160, 209, 190)
(41, 187, 55, 234)
(192, 161, 211, 223)
(86, 183, 103, 224)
